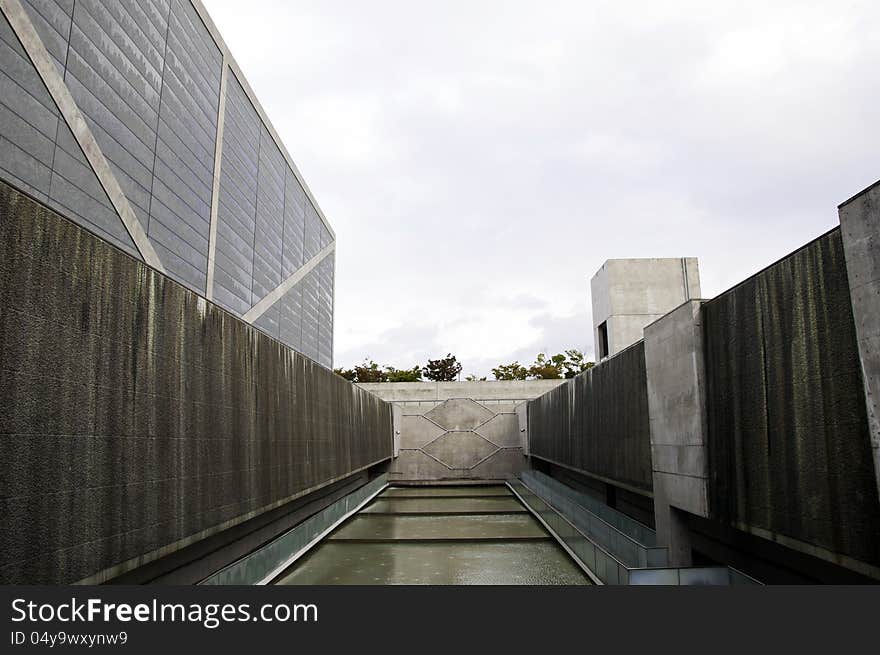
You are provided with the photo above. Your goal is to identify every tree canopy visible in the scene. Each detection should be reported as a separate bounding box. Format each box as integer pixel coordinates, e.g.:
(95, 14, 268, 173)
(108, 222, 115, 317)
(335, 350, 594, 383)
(423, 353, 462, 381)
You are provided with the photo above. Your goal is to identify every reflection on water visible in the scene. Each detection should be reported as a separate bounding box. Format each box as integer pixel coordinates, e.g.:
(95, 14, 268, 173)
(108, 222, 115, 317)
(274, 485, 591, 585)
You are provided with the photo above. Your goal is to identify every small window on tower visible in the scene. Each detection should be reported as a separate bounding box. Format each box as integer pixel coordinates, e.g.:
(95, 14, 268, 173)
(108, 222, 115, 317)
(597, 321, 609, 360)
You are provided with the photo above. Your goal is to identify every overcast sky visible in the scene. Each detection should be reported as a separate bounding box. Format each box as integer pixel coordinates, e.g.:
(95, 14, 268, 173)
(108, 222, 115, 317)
(203, 0, 879, 377)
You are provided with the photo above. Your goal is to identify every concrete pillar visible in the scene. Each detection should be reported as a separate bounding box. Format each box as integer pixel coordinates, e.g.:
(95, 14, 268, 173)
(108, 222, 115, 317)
(392, 404, 402, 458)
(839, 182, 880, 503)
(516, 401, 529, 456)
(643, 300, 710, 567)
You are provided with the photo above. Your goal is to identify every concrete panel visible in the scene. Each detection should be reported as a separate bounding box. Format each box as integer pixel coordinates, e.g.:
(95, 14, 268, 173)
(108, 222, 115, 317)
(399, 415, 444, 449)
(839, 181, 880, 503)
(422, 432, 499, 470)
(475, 413, 520, 448)
(643, 300, 709, 566)
(282, 167, 306, 277)
(426, 398, 494, 430)
(252, 125, 284, 302)
(387, 449, 453, 482)
(20, 0, 73, 71)
(653, 471, 708, 517)
(477, 400, 518, 413)
(358, 380, 565, 403)
(643, 299, 709, 519)
(470, 448, 527, 480)
(148, 0, 221, 293)
(212, 71, 259, 315)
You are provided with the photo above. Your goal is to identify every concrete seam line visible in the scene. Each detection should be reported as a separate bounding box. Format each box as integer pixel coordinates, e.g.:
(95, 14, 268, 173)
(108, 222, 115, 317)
(418, 426, 451, 450)
(205, 58, 228, 300)
(417, 448, 457, 470)
(242, 242, 335, 322)
(186, 0, 336, 240)
(0, 0, 165, 273)
(466, 445, 503, 470)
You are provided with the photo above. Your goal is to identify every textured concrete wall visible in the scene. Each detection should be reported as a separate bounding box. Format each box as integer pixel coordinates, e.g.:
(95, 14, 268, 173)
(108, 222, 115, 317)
(528, 342, 653, 494)
(360, 382, 560, 482)
(0, 0, 335, 366)
(0, 180, 392, 584)
(591, 257, 700, 359)
(702, 228, 880, 576)
(838, 181, 880, 504)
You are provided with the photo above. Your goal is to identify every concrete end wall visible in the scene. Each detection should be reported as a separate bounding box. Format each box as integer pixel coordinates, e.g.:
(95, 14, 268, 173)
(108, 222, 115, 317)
(356, 382, 561, 482)
(839, 182, 880, 503)
(358, 379, 565, 403)
(0, 181, 392, 584)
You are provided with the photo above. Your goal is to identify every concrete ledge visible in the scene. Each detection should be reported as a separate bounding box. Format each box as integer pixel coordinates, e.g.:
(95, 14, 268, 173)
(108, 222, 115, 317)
(358, 380, 565, 402)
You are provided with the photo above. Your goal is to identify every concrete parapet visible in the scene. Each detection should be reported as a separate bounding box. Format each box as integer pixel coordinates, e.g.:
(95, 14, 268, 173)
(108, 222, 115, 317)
(358, 379, 565, 402)
(358, 382, 556, 482)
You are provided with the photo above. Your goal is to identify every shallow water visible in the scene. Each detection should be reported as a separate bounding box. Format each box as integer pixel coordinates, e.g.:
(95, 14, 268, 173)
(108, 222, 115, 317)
(273, 485, 591, 585)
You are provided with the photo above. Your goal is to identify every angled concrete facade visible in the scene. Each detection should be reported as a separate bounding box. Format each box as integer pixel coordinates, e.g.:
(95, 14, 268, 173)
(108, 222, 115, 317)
(0, 0, 334, 367)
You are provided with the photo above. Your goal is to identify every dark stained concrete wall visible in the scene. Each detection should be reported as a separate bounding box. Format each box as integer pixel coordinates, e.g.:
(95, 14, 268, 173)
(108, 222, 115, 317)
(702, 228, 880, 570)
(0, 180, 392, 584)
(528, 342, 653, 494)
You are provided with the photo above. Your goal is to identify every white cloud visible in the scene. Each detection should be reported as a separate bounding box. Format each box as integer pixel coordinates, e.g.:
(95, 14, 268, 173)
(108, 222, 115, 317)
(203, 0, 880, 376)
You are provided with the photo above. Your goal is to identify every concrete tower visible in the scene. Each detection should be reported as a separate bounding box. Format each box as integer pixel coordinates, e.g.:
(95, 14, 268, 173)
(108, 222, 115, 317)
(591, 258, 701, 359)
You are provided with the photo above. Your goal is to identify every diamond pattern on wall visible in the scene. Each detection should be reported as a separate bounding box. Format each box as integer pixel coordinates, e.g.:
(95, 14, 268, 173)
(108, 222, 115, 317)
(423, 432, 499, 470)
(425, 398, 493, 430)
(475, 414, 521, 448)
(400, 415, 446, 449)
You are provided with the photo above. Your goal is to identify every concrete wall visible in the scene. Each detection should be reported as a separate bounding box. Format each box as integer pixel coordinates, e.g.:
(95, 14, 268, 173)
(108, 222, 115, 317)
(358, 379, 564, 404)
(644, 300, 709, 566)
(0, 0, 335, 366)
(839, 181, 880, 504)
(528, 342, 653, 495)
(0, 180, 392, 584)
(360, 381, 563, 482)
(702, 228, 880, 577)
(591, 258, 700, 359)
(528, 218, 880, 579)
